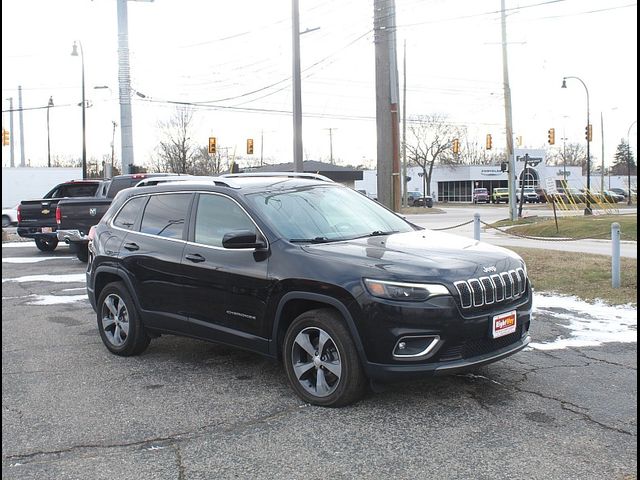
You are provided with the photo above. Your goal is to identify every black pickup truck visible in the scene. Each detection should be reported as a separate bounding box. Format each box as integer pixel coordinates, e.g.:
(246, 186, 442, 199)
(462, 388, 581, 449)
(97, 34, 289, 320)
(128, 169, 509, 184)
(56, 173, 182, 261)
(17, 180, 105, 252)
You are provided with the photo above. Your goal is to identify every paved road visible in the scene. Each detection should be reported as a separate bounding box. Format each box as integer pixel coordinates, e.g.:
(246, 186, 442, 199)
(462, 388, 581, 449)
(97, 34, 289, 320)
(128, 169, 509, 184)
(406, 204, 638, 258)
(2, 240, 637, 479)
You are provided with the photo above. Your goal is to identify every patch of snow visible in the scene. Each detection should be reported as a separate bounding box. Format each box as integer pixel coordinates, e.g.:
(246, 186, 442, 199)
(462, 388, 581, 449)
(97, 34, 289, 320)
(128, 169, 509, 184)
(3, 274, 85, 284)
(1, 242, 34, 248)
(530, 293, 637, 350)
(26, 294, 87, 305)
(2, 257, 75, 264)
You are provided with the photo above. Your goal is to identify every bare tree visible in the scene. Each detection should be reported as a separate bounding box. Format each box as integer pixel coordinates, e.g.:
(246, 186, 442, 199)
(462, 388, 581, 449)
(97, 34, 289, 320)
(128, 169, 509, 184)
(405, 114, 457, 196)
(546, 142, 589, 173)
(154, 107, 199, 174)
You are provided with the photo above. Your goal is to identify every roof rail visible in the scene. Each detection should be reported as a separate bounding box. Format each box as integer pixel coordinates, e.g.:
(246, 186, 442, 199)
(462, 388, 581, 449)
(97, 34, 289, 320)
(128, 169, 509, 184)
(220, 172, 334, 183)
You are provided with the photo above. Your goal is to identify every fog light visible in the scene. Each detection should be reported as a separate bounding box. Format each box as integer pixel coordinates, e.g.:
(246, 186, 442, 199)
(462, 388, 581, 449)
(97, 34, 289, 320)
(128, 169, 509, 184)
(392, 335, 441, 360)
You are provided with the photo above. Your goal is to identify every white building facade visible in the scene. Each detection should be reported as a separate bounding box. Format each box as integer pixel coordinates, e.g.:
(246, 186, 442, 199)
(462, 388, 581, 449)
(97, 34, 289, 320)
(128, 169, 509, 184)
(356, 149, 637, 203)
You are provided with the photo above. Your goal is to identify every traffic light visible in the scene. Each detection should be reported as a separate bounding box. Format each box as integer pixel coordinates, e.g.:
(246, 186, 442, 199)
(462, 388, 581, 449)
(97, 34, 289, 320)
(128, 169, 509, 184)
(585, 124, 592, 142)
(1, 128, 9, 146)
(486, 134, 492, 150)
(247, 138, 254, 155)
(208, 137, 217, 154)
(452, 138, 460, 154)
(547, 128, 555, 145)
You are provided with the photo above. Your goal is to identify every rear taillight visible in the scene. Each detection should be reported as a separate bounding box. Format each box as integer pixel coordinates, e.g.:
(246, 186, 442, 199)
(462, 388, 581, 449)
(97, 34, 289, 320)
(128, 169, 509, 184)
(55, 206, 61, 224)
(88, 225, 96, 241)
(17, 204, 21, 223)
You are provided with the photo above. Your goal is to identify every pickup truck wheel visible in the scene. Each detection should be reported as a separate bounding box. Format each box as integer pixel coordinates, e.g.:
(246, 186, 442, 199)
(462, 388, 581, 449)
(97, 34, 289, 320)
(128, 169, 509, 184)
(35, 237, 58, 252)
(76, 245, 89, 262)
(97, 282, 150, 356)
(2, 215, 11, 227)
(283, 309, 366, 407)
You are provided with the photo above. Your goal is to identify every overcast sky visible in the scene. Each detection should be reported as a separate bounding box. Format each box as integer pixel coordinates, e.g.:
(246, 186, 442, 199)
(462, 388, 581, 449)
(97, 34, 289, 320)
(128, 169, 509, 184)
(1, 0, 637, 172)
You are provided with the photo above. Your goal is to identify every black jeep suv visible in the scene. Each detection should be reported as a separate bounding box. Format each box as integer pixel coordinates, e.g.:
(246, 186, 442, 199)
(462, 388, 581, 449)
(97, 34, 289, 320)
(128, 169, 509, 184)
(86, 173, 531, 407)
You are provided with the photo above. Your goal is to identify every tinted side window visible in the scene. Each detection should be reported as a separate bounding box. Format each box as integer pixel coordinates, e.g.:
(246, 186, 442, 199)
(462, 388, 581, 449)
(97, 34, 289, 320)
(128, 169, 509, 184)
(194, 194, 256, 247)
(140, 194, 191, 239)
(113, 196, 147, 230)
(57, 183, 100, 198)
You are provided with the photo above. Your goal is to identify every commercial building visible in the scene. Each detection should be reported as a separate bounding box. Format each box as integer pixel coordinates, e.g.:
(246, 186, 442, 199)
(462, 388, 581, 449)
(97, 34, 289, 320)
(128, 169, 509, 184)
(355, 149, 637, 203)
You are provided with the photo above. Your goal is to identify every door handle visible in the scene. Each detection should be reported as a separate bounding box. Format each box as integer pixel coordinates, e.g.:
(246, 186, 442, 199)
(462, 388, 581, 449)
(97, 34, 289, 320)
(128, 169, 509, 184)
(185, 253, 205, 263)
(123, 242, 139, 251)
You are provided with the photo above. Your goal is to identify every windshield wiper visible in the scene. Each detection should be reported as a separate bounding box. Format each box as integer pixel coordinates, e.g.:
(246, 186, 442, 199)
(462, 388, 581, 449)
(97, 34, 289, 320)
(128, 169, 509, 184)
(289, 237, 332, 244)
(367, 230, 399, 237)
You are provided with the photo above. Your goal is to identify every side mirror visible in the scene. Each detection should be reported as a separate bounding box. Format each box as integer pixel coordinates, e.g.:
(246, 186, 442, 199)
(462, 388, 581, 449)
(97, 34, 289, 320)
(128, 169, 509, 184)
(222, 230, 266, 249)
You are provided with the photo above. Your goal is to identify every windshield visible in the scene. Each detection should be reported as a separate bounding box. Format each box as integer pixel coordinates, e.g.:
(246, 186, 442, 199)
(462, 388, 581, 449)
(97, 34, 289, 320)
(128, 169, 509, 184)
(246, 184, 414, 242)
(474, 189, 488, 194)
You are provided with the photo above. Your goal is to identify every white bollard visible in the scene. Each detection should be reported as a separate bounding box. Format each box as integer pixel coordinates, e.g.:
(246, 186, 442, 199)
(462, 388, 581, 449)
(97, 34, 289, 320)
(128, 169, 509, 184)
(474, 213, 481, 241)
(612, 222, 620, 288)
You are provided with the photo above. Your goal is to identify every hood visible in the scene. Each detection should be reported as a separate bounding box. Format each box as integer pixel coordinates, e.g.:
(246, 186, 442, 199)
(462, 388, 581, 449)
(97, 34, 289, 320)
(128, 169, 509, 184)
(301, 230, 524, 283)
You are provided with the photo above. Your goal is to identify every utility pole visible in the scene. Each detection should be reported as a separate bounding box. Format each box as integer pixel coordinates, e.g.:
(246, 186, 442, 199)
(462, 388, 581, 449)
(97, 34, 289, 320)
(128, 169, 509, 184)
(600, 112, 605, 193)
(260, 129, 264, 166)
(18, 86, 26, 167)
(374, 0, 401, 211)
(6, 97, 15, 167)
(500, 0, 517, 221)
(117, 0, 134, 174)
(402, 39, 408, 208)
(323, 128, 336, 164)
(110, 120, 117, 177)
(292, 0, 303, 172)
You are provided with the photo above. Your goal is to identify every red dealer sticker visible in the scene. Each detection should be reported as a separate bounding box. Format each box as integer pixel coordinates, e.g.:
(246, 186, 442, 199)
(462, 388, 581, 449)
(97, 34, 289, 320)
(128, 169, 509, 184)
(492, 310, 517, 339)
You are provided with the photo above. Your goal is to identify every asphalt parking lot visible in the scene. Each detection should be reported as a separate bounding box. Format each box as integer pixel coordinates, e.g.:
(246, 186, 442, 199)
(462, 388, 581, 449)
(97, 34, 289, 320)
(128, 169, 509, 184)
(2, 239, 637, 480)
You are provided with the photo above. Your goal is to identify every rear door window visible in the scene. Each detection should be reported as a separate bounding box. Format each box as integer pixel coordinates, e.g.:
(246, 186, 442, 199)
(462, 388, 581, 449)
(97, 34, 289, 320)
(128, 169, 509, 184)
(140, 193, 192, 239)
(113, 196, 148, 230)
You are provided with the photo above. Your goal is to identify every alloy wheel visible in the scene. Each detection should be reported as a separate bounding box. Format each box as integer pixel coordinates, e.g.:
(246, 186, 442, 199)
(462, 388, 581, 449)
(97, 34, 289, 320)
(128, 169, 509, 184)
(290, 327, 342, 398)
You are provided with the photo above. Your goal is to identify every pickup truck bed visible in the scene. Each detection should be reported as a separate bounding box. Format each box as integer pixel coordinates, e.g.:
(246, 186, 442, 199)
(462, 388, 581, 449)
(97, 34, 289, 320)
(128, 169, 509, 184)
(17, 180, 105, 252)
(56, 173, 183, 261)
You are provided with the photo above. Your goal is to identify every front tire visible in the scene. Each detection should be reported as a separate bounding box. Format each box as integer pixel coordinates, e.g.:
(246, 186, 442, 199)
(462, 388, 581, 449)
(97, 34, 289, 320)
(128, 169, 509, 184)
(2, 215, 11, 227)
(35, 237, 58, 252)
(283, 309, 366, 407)
(97, 281, 150, 356)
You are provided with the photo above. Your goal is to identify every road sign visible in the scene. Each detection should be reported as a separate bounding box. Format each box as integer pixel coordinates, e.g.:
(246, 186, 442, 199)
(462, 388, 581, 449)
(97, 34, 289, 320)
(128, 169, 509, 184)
(545, 177, 557, 193)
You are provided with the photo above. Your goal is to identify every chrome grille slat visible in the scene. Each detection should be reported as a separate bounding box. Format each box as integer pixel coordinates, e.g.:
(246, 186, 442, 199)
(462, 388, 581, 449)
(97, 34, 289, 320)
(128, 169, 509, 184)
(455, 269, 528, 309)
(491, 274, 505, 302)
(479, 277, 494, 304)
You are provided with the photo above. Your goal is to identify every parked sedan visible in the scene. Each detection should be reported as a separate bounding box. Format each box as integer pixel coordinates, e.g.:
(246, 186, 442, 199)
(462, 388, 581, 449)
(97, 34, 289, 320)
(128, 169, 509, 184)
(609, 187, 629, 199)
(600, 190, 625, 203)
(2, 205, 18, 227)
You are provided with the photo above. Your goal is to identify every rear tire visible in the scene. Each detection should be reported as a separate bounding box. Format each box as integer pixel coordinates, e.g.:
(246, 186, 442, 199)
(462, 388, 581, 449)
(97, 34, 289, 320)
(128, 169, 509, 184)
(283, 308, 367, 407)
(96, 281, 150, 356)
(35, 237, 58, 252)
(75, 244, 89, 262)
(2, 215, 11, 227)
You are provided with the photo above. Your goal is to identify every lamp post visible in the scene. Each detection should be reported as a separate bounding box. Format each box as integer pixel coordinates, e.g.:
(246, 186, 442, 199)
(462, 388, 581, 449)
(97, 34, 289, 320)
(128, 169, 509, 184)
(562, 76, 592, 215)
(71, 41, 87, 179)
(46, 96, 54, 168)
(628, 120, 637, 206)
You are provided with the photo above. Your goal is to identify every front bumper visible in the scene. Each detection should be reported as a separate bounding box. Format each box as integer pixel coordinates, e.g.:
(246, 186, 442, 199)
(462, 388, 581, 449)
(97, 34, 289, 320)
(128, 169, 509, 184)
(57, 229, 89, 244)
(365, 331, 530, 382)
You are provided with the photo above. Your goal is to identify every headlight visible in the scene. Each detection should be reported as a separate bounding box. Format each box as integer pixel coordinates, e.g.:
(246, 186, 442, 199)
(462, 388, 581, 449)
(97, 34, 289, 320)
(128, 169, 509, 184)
(363, 279, 450, 302)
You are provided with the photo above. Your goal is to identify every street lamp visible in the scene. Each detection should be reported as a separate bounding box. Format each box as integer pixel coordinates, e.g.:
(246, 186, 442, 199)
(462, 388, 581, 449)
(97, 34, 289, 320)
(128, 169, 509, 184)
(46, 96, 54, 168)
(627, 120, 637, 206)
(71, 41, 87, 179)
(562, 76, 592, 215)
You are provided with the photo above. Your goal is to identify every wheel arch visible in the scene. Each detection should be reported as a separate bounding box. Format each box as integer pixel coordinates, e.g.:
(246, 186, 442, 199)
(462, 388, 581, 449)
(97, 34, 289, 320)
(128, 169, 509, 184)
(93, 266, 142, 314)
(271, 292, 367, 365)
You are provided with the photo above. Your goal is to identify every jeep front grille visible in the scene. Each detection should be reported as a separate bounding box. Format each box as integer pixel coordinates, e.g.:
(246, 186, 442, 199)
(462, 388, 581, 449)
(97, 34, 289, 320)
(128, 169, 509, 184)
(454, 268, 527, 309)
